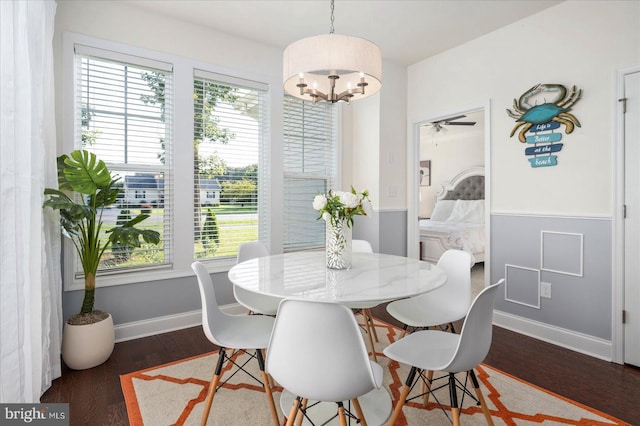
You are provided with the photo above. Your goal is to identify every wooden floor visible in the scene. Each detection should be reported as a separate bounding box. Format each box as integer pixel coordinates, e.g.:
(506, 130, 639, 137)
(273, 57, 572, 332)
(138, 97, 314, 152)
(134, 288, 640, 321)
(42, 304, 640, 425)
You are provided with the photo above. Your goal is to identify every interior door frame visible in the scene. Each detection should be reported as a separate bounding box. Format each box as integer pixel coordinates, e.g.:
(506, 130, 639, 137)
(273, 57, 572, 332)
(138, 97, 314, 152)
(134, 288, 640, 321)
(613, 65, 640, 364)
(406, 100, 492, 285)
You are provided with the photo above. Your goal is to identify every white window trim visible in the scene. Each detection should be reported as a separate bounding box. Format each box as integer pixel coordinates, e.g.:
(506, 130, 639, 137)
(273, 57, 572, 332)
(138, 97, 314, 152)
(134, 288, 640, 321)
(61, 32, 275, 291)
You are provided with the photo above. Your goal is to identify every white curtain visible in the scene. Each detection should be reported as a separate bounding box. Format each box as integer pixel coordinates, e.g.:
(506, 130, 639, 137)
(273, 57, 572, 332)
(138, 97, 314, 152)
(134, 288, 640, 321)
(0, 0, 62, 402)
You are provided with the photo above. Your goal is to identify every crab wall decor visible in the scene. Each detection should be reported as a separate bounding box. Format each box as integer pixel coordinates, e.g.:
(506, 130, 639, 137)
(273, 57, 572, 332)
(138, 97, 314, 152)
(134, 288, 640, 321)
(507, 83, 582, 168)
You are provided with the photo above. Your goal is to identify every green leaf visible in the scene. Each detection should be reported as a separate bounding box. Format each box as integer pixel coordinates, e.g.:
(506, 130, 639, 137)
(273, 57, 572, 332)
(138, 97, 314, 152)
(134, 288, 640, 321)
(63, 150, 111, 195)
(107, 214, 160, 247)
(121, 213, 150, 228)
(56, 154, 73, 191)
(43, 189, 94, 223)
(91, 178, 121, 208)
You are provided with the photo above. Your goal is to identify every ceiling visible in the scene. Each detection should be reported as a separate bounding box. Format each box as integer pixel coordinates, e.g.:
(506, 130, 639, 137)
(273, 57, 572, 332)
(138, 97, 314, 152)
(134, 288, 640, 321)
(124, 0, 562, 66)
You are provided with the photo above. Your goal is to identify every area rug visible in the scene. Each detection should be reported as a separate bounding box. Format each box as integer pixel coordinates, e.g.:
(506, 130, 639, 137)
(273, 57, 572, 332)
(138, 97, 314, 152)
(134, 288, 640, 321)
(121, 319, 628, 425)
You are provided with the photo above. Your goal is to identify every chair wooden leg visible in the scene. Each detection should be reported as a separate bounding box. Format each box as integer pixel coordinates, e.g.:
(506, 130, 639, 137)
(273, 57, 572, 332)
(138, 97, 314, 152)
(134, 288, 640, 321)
(285, 397, 301, 426)
(452, 407, 461, 426)
(351, 398, 367, 426)
(201, 348, 227, 426)
(421, 370, 434, 407)
(295, 399, 308, 426)
(365, 309, 379, 342)
(469, 370, 494, 426)
(448, 373, 461, 426)
(399, 324, 409, 338)
(337, 402, 348, 426)
(260, 349, 276, 388)
(256, 349, 280, 426)
(364, 317, 378, 362)
(389, 366, 418, 425)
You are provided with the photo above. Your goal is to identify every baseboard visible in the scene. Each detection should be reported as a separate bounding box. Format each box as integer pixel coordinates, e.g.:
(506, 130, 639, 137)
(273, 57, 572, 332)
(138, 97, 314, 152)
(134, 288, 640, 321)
(493, 310, 612, 361)
(114, 303, 247, 343)
(115, 306, 613, 363)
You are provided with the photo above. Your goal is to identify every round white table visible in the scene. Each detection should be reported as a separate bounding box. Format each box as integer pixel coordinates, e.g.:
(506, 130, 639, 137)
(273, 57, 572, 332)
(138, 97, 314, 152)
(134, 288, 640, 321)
(228, 250, 447, 304)
(228, 251, 447, 426)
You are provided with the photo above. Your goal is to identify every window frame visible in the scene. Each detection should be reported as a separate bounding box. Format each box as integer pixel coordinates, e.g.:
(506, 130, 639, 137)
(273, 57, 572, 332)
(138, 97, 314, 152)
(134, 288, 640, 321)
(192, 69, 270, 263)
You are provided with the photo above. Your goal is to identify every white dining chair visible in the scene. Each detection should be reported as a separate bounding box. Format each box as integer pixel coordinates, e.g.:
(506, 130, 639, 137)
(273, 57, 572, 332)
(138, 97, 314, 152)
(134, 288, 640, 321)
(383, 279, 504, 426)
(191, 261, 280, 426)
(386, 249, 474, 336)
(266, 298, 390, 426)
(352, 239, 374, 253)
(348, 239, 381, 361)
(234, 241, 281, 316)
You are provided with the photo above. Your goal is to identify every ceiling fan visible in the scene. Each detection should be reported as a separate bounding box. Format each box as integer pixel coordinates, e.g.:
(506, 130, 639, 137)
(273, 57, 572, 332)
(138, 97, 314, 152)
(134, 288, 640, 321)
(424, 115, 477, 133)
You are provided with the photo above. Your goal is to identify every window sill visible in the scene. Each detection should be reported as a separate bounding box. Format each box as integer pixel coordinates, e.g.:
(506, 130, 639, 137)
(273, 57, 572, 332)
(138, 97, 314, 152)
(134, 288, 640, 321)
(64, 258, 237, 291)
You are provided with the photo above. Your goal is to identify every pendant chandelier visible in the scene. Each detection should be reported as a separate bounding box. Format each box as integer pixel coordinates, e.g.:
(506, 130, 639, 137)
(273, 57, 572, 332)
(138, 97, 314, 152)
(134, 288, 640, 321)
(283, 0, 382, 103)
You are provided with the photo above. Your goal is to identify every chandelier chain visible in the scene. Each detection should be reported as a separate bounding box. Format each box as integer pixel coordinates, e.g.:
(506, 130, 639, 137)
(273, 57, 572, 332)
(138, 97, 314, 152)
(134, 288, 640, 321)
(329, 0, 335, 34)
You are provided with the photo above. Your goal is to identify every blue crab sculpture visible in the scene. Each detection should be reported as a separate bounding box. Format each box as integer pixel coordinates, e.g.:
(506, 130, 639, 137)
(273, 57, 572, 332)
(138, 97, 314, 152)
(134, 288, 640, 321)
(507, 84, 582, 142)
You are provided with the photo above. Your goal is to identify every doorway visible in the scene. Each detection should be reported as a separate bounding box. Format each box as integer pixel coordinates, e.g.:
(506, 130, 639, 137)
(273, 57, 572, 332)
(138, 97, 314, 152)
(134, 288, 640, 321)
(406, 102, 491, 287)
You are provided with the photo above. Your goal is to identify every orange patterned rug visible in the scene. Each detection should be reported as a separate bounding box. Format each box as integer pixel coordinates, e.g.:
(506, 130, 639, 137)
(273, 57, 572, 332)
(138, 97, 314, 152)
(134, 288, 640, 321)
(121, 319, 628, 425)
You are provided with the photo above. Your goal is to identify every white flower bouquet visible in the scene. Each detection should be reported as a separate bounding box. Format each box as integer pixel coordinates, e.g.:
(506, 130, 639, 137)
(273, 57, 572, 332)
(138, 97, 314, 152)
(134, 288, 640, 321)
(313, 187, 370, 227)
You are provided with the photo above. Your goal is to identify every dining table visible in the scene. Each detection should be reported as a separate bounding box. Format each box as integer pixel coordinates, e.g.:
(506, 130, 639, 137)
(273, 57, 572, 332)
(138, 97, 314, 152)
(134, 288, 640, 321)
(228, 250, 448, 425)
(228, 250, 447, 304)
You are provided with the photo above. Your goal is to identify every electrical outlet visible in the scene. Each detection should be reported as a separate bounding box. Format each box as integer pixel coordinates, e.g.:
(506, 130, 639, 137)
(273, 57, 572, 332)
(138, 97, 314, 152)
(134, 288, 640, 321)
(541, 282, 552, 299)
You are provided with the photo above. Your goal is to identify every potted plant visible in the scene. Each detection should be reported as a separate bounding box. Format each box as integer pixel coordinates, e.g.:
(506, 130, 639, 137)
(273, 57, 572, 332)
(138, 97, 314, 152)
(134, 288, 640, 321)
(44, 150, 160, 369)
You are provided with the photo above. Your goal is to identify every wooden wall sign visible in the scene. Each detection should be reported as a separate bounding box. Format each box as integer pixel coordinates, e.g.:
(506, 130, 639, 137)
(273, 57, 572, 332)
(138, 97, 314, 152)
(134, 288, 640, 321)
(507, 83, 582, 168)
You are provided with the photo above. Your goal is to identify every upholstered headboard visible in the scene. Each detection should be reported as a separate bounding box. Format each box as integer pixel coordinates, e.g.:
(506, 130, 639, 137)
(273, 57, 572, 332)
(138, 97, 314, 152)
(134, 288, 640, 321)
(437, 166, 485, 201)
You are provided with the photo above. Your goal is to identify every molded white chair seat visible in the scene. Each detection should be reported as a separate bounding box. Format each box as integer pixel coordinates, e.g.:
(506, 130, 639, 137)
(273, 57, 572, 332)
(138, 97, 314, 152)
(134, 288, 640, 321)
(234, 241, 281, 316)
(386, 249, 473, 334)
(209, 313, 274, 348)
(233, 286, 281, 316)
(266, 299, 391, 426)
(383, 279, 504, 426)
(386, 296, 466, 330)
(192, 261, 279, 426)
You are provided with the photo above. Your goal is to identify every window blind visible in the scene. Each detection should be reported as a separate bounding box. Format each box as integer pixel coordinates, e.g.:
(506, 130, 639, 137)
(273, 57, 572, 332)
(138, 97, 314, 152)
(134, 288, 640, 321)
(75, 48, 172, 274)
(193, 71, 268, 260)
(283, 95, 338, 251)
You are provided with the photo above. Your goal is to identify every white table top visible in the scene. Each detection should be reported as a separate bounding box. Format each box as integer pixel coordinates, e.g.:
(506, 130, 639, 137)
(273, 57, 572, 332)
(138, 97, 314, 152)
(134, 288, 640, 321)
(228, 251, 447, 303)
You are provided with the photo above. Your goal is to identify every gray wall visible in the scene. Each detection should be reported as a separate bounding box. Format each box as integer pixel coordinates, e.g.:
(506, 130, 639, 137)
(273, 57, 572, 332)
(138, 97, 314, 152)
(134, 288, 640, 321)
(62, 270, 233, 324)
(353, 210, 407, 256)
(491, 214, 612, 340)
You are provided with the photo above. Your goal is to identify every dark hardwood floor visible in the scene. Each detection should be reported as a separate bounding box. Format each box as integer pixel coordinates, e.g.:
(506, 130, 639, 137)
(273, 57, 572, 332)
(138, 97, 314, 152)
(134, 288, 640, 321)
(41, 304, 640, 425)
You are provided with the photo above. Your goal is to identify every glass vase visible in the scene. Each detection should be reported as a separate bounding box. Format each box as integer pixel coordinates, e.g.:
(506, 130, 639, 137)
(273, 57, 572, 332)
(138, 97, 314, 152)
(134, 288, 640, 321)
(325, 218, 352, 270)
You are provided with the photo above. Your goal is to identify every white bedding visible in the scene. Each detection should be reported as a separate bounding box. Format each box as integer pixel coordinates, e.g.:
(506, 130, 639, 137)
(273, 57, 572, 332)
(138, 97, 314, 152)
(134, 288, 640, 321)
(419, 219, 485, 255)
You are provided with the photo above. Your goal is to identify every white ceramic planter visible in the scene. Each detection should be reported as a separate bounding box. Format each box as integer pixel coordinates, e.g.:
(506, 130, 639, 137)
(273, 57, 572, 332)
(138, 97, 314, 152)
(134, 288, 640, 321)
(62, 313, 115, 370)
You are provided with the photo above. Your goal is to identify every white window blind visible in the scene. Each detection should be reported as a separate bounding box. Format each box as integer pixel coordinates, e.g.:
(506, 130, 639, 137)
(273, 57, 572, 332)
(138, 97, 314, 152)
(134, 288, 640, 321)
(283, 95, 338, 251)
(193, 71, 268, 260)
(75, 46, 172, 274)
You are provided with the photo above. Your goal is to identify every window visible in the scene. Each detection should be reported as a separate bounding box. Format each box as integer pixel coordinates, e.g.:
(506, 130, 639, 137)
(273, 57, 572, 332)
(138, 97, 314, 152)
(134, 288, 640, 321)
(74, 44, 172, 275)
(193, 71, 268, 260)
(283, 95, 338, 251)
(65, 35, 310, 288)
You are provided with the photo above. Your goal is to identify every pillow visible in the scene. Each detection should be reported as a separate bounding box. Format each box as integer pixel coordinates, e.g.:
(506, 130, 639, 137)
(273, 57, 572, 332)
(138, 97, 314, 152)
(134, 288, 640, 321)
(430, 200, 456, 221)
(446, 199, 484, 224)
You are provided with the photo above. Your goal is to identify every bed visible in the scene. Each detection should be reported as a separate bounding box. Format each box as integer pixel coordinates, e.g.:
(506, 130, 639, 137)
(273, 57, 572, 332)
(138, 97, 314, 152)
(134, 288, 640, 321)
(419, 166, 485, 264)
